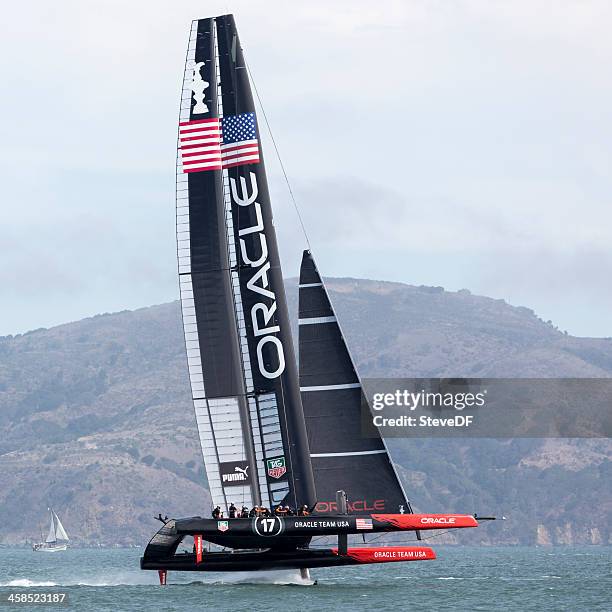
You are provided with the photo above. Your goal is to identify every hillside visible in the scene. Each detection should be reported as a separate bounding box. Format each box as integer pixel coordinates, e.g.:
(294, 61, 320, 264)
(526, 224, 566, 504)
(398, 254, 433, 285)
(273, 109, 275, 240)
(0, 279, 610, 546)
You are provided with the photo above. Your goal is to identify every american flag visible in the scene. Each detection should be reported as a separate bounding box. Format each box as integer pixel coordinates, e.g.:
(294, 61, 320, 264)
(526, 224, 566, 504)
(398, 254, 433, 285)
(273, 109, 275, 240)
(179, 112, 260, 173)
(221, 113, 261, 168)
(356, 518, 373, 530)
(178, 118, 222, 172)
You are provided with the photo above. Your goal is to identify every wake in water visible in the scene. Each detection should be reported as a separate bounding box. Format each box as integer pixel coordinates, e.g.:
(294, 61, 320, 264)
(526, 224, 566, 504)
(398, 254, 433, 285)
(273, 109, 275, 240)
(1, 572, 157, 588)
(3, 579, 58, 588)
(2, 570, 315, 588)
(195, 569, 315, 586)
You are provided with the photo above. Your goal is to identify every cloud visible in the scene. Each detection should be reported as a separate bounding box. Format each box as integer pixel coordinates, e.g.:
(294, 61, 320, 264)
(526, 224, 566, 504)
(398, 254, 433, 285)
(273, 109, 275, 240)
(1, 0, 611, 336)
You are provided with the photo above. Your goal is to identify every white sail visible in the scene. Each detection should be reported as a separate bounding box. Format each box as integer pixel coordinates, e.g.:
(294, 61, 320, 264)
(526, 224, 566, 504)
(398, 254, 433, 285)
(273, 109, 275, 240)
(53, 511, 69, 541)
(45, 509, 56, 543)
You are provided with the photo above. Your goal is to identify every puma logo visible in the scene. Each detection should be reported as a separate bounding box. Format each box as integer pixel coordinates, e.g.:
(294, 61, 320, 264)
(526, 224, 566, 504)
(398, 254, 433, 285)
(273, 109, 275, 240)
(221, 462, 250, 484)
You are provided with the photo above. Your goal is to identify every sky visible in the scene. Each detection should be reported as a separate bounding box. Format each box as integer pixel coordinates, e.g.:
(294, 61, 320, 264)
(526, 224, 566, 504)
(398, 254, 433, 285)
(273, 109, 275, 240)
(1, 0, 611, 337)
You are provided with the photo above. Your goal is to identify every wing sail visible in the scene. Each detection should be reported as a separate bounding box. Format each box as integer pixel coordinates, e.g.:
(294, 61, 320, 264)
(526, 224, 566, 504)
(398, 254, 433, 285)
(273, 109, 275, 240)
(299, 250, 413, 515)
(176, 16, 315, 514)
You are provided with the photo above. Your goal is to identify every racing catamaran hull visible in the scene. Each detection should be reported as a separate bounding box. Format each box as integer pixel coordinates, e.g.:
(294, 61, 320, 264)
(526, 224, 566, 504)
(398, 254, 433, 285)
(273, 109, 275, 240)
(140, 513, 476, 572)
(174, 513, 478, 542)
(141, 546, 436, 572)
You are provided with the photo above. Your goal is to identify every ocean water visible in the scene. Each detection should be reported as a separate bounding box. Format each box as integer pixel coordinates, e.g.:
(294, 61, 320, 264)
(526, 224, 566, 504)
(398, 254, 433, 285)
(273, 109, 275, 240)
(0, 546, 610, 611)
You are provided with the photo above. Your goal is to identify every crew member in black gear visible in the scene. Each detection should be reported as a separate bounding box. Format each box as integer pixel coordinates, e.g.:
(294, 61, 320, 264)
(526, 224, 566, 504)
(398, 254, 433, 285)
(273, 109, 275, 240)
(229, 503, 237, 518)
(212, 506, 221, 519)
(241, 506, 249, 518)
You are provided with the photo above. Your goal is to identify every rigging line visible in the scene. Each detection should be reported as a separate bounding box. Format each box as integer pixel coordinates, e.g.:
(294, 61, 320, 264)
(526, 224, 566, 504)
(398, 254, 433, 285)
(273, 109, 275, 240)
(244, 58, 312, 250)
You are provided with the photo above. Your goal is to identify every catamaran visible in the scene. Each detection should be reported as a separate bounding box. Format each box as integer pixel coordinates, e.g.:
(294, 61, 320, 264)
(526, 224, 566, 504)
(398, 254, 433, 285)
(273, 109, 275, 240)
(141, 14, 493, 583)
(33, 508, 69, 552)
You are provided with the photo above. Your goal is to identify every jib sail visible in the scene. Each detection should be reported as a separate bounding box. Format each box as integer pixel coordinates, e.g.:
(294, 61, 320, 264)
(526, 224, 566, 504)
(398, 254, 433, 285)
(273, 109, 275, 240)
(176, 15, 315, 514)
(299, 250, 413, 515)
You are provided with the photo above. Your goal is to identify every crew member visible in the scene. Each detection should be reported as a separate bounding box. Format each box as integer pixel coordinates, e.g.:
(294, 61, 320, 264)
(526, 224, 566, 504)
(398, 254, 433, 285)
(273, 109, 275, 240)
(241, 506, 249, 518)
(275, 504, 286, 516)
(229, 503, 237, 518)
(212, 506, 221, 519)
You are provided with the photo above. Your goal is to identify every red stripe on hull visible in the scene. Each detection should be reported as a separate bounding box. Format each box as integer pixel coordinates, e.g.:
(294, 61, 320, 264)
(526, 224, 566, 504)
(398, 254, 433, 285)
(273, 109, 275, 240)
(372, 513, 478, 529)
(332, 546, 436, 563)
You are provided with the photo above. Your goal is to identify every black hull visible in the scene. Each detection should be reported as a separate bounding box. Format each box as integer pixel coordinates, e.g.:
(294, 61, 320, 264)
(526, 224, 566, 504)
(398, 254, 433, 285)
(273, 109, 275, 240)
(141, 547, 436, 572)
(141, 513, 477, 563)
(139, 512, 481, 575)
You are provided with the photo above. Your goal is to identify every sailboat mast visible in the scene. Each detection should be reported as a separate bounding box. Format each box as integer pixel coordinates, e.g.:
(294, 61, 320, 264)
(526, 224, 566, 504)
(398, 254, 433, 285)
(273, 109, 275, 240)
(212, 19, 262, 507)
(215, 14, 316, 509)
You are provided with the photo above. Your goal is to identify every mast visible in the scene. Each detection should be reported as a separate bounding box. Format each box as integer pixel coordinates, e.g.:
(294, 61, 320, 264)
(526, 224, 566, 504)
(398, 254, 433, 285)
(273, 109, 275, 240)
(176, 15, 315, 513)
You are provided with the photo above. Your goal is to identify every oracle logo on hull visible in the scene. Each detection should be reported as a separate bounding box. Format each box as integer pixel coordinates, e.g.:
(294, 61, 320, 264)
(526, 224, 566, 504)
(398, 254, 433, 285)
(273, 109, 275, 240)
(315, 499, 386, 513)
(420, 517, 456, 525)
(230, 172, 286, 380)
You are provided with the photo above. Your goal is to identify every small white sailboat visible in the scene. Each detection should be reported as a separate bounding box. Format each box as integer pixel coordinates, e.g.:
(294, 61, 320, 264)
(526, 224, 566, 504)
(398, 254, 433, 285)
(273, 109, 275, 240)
(33, 508, 69, 552)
